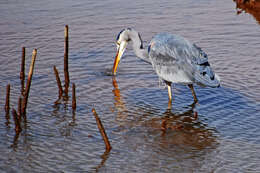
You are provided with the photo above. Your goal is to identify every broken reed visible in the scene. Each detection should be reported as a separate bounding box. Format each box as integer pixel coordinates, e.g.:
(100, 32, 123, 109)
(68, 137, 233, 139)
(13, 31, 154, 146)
(12, 109, 22, 133)
(72, 83, 76, 110)
(4, 26, 74, 134)
(53, 65, 63, 98)
(5, 84, 11, 125)
(22, 49, 37, 116)
(92, 108, 112, 151)
(20, 47, 25, 95)
(64, 25, 70, 95)
(18, 97, 23, 120)
(53, 25, 77, 109)
(3, 48, 36, 134)
(5, 84, 10, 112)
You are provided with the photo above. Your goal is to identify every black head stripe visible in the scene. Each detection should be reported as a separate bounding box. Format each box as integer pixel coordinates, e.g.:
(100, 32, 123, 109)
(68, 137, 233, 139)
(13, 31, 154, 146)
(138, 33, 144, 49)
(116, 29, 125, 41)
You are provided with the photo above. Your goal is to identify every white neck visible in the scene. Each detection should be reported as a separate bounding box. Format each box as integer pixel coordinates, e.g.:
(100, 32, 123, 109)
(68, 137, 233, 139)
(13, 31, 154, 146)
(127, 30, 151, 64)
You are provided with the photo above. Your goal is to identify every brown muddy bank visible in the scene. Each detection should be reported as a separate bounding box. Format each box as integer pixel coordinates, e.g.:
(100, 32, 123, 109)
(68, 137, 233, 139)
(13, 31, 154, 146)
(234, 0, 260, 23)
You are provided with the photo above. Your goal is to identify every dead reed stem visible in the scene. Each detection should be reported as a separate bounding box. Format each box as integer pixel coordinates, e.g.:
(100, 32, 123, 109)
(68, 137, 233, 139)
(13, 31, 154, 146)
(5, 111, 10, 126)
(5, 84, 10, 112)
(18, 97, 22, 122)
(92, 108, 112, 151)
(53, 65, 63, 98)
(22, 49, 37, 116)
(64, 25, 70, 95)
(72, 83, 76, 110)
(20, 47, 25, 95)
(5, 84, 11, 125)
(12, 109, 22, 133)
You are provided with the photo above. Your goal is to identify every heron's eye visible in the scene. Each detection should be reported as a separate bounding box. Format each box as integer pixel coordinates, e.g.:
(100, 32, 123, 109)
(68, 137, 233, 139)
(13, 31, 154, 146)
(116, 42, 120, 46)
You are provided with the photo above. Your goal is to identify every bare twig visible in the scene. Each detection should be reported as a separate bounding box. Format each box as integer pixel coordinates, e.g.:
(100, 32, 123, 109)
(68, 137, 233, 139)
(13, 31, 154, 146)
(22, 49, 37, 116)
(20, 47, 25, 95)
(92, 108, 112, 151)
(18, 97, 22, 122)
(5, 84, 11, 125)
(5, 84, 10, 112)
(53, 65, 63, 98)
(72, 83, 76, 110)
(12, 109, 22, 133)
(64, 25, 70, 96)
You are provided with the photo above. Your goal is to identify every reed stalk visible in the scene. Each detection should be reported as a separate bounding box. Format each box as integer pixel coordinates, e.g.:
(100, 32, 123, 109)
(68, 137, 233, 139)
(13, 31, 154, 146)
(22, 49, 37, 116)
(92, 108, 112, 151)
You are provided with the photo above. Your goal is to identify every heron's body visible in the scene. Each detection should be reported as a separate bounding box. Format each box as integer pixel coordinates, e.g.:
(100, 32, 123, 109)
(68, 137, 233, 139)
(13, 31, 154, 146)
(112, 28, 220, 106)
(148, 33, 220, 87)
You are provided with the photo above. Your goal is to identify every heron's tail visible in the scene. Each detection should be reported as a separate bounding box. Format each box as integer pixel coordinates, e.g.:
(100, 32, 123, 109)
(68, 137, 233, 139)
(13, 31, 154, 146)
(193, 66, 220, 88)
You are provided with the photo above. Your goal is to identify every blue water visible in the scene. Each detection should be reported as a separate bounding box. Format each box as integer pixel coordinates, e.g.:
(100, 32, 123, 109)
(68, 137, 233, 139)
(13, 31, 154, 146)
(1, 0, 260, 172)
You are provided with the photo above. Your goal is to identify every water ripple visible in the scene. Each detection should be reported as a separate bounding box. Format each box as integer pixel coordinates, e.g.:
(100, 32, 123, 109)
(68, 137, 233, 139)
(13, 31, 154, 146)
(1, 0, 260, 172)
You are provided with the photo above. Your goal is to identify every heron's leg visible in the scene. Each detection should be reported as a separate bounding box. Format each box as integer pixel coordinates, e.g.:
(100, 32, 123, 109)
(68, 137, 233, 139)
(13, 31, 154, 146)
(165, 81, 172, 108)
(188, 84, 198, 103)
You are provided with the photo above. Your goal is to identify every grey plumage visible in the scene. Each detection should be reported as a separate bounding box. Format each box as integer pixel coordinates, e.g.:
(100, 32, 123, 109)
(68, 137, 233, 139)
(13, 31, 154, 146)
(148, 33, 220, 87)
(113, 28, 220, 104)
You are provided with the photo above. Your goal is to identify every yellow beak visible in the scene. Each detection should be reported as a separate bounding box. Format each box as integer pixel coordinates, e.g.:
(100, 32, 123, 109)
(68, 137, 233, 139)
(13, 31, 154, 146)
(112, 41, 127, 75)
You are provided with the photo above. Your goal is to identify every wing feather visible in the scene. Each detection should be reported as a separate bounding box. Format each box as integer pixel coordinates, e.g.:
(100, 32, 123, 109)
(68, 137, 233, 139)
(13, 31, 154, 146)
(148, 33, 220, 87)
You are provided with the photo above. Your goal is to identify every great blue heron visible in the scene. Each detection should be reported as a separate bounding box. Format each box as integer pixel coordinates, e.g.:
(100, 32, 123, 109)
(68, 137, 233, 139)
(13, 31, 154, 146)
(112, 28, 220, 106)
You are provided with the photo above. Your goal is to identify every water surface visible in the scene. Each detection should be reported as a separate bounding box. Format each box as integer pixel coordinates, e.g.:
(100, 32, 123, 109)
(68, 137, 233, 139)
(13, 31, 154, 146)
(1, 0, 260, 172)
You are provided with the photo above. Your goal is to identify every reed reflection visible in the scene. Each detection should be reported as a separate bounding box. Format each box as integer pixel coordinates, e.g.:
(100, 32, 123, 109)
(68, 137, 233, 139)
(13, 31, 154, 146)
(51, 104, 77, 137)
(93, 149, 111, 172)
(11, 132, 20, 150)
(112, 77, 218, 150)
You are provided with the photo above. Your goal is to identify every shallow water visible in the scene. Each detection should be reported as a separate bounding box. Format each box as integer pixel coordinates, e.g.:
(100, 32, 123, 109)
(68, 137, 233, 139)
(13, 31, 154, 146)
(0, 0, 260, 172)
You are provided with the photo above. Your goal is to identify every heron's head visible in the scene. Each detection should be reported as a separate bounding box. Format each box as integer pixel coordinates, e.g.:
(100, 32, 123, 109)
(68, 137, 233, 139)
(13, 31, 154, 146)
(112, 28, 132, 75)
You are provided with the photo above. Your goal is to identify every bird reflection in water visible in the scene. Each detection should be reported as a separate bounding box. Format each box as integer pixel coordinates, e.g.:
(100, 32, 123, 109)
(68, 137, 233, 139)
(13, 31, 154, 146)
(144, 109, 217, 150)
(112, 77, 218, 150)
(112, 77, 129, 124)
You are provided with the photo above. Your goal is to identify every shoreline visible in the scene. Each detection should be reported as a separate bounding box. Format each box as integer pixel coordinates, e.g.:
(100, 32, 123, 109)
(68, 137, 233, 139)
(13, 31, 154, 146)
(234, 0, 260, 23)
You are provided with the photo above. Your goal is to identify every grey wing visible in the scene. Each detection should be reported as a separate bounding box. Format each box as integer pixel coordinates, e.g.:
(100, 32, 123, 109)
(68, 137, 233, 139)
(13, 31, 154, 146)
(188, 44, 220, 87)
(148, 33, 220, 87)
(148, 35, 195, 84)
